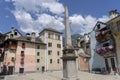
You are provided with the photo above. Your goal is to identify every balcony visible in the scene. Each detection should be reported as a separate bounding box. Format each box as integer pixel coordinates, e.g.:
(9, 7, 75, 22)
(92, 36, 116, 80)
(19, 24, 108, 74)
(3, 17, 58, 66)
(95, 29, 111, 42)
(96, 45, 114, 56)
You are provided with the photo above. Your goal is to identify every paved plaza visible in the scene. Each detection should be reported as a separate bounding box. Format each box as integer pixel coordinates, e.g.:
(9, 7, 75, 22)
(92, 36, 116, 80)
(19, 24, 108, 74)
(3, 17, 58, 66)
(1, 71, 120, 80)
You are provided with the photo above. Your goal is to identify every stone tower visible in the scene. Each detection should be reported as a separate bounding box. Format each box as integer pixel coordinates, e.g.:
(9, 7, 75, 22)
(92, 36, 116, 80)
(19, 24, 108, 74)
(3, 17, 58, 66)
(62, 6, 79, 80)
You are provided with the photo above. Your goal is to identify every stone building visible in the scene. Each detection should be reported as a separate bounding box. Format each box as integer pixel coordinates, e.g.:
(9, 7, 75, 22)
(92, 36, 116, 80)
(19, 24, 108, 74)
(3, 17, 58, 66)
(2, 28, 46, 74)
(39, 28, 63, 71)
(106, 10, 120, 74)
(76, 33, 91, 72)
(90, 20, 119, 74)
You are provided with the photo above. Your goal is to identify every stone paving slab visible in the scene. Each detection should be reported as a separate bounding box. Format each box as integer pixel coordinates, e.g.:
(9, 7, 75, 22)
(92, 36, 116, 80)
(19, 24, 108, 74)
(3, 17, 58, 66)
(4, 71, 120, 80)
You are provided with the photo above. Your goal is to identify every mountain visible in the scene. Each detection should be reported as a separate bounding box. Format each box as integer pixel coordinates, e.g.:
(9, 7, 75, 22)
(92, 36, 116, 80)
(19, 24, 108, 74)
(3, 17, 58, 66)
(71, 34, 82, 47)
(63, 34, 82, 47)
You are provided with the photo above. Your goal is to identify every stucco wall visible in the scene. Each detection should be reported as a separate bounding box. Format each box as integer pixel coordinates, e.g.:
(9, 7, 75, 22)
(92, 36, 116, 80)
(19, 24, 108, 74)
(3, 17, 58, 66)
(89, 31, 105, 72)
(15, 41, 36, 72)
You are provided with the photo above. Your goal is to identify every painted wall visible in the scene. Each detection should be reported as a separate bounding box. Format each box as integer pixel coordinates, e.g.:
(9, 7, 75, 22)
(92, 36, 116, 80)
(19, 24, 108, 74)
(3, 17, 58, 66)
(15, 41, 36, 72)
(79, 56, 89, 71)
(89, 31, 105, 72)
(39, 30, 63, 71)
(35, 44, 46, 71)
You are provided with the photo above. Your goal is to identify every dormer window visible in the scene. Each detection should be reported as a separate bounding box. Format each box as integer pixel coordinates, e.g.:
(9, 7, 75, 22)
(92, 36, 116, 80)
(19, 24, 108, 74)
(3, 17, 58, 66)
(14, 32, 17, 35)
(97, 24, 100, 29)
(10, 34, 13, 38)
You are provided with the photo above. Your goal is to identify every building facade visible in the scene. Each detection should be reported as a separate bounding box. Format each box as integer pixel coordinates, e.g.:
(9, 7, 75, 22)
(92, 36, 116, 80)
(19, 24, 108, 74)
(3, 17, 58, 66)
(89, 30, 105, 73)
(76, 33, 91, 72)
(106, 10, 120, 74)
(92, 21, 118, 74)
(39, 28, 63, 71)
(3, 32, 46, 74)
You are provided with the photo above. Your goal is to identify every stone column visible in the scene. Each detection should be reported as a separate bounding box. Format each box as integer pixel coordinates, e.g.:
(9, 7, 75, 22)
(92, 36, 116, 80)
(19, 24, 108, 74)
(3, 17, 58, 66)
(61, 6, 79, 80)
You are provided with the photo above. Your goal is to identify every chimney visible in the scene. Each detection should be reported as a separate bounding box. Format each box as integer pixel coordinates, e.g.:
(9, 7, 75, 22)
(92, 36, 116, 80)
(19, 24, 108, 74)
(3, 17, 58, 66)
(109, 10, 119, 19)
(11, 27, 14, 33)
(26, 33, 30, 37)
(31, 32, 36, 41)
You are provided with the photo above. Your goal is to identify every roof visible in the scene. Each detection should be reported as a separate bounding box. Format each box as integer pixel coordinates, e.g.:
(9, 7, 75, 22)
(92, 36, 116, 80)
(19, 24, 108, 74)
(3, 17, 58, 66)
(93, 21, 107, 31)
(77, 48, 91, 58)
(5, 29, 23, 36)
(0, 33, 6, 37)
(7, 36, 46, 45)
(39, 27, 62, 35)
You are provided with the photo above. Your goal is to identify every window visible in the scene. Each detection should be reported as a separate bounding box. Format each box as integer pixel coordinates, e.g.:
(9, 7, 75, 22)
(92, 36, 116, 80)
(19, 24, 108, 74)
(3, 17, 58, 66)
(21, 51, 24, 53)
(57, 59, 60, 64)
(11, 57, 15, 62)
(55, 34, 60, 40)
(48, 50, 52, 55)
(21, 51, 25, 57)
(37, 45, 40, 49)
(50, 59, 52, 64)
(48, 43, 52, 47)
(37, 52, 40, 56)
(57, 44, 61, 48)
(57, 51, 60, 56)
(22, 43, 25, 46)
(37, 59, 40, 63)
(37, 68, 39, 70)
(14, 32, 17, 35)
(10, 34, 13, 38)
(97, 24, 100, 29)
(48, 33, 53, 39)
(22, 43, 25, 49)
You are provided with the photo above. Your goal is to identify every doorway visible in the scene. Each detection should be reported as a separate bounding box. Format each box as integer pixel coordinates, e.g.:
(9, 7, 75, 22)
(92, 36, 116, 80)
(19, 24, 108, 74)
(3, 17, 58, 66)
(42, 66, 45, 72)
(111, 58, 116, 71)
(105, 59, 110, 73)
(8, 66, 14, 75)
(19, 68, 24, 73)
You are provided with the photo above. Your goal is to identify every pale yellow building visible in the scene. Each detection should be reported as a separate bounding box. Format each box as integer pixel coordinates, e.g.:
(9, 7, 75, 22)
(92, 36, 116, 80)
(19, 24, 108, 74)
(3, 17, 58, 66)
(39, 28, 63, 71)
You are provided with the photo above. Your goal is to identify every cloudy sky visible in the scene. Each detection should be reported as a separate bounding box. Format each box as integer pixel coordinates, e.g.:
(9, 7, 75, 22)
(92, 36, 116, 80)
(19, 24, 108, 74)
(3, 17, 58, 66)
(0, 0, 120, 35)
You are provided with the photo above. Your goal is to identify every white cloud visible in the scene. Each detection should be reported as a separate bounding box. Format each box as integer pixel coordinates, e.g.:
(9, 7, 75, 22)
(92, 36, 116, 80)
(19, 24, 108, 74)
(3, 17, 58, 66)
(5, 0, 110, 35)
(6, 0, 64, 14)
(13, 10, 64, 34)
(69, 14, 110, 35)
(42, 2, 64, 14)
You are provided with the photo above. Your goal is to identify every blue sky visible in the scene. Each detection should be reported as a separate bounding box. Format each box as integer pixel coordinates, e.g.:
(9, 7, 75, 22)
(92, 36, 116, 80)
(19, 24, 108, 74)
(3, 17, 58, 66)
(0, 0, 120, 35)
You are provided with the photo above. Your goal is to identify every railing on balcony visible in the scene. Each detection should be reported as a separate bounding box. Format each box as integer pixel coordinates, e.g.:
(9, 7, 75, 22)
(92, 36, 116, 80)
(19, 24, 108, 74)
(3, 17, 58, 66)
(96, 45, 114, 56)
(95, 29, 111, 42)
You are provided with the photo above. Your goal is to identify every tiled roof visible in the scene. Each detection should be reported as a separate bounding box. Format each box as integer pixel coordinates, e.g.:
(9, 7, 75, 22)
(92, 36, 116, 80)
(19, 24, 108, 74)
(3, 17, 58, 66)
(77, 48, 91, 58)
(39, 27, 62, 35)
(5, 29, 23, 36)
(10, 36, 46, 44)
